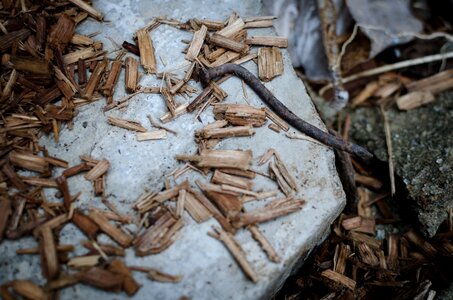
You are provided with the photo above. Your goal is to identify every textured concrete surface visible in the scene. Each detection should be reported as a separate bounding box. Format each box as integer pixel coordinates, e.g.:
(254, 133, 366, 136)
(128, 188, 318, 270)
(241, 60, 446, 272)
(0, 1, 346, 299)
(351, 92, 453, 237)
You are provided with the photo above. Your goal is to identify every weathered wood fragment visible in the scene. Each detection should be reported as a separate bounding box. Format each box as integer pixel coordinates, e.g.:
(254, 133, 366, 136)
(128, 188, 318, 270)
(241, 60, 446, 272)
(84, 59, 107, 98)
(248, 225, 280, 263)
(88, 209, 132, 247)
(186, 25, 208, 61)
(258, 47, 283, 82)
(209, 33, 249, 53)
(39, 226, 59, 279)
(321, 269, 356, 290)
(107, 116, 147, 132)
(84, 159, 109, 181)
(77, 267, 124, 292)
(209, 226, 258, 282)
(245, 36, 288, 48)
(125, 57, 139, 93)
(68, 0, 103, 20)
(136, 29, 157, 74)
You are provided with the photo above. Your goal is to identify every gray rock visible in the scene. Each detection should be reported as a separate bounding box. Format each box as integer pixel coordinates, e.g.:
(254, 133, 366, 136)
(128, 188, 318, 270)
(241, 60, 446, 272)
(0, 0, 346, 299)
(350, 92, 453, 237)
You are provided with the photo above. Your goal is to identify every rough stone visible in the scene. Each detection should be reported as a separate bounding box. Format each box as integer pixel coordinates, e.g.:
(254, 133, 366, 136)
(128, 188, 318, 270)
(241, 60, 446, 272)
(0, 1, 346, 299)
(350, 92, 453, 237)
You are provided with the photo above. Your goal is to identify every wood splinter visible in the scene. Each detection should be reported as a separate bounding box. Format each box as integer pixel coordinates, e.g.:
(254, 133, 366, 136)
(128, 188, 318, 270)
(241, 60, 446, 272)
(209, 226, 258, 282)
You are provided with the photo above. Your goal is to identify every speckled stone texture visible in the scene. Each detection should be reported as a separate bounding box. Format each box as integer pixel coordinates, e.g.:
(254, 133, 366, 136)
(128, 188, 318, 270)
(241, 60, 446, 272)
(0, 1, 346, 299)
(351, 91, 453, 237)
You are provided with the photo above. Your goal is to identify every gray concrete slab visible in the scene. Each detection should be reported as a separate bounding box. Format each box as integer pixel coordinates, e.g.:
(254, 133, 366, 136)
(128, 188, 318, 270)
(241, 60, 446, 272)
(0, 0, 346, 299)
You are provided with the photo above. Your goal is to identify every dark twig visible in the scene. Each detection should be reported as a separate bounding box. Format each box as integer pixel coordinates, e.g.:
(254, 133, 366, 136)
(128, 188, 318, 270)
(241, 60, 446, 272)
(199, 64, 373, 159)
(122, 41, 140, 56)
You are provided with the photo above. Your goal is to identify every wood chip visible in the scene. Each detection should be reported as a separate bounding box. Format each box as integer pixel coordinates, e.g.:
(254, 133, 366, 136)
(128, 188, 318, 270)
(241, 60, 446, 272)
(68, 0, 103, 20)
(9, 151, 49, 173)
(212, 170, 253, 190)
(209, 226, 258, 282)
(10, 280, 47, 300)
(125, 57, 139, 93)
(0, 197, 12, 242)
(213, 103, 266, 127)
(186, 25, 208, 61)
(209, 33, 248, 54)
(321, 269, 356, 290)
(88, 209, 132, 247)
(136, 130, 167, 141)
(84, 59, 107, 99)
(217, 18, 245, 38)
(68, 255, 101, 268)
(109, 259, 141, 296)
(232, 198, 305, 228)
(78, 267, 123, 292)
(184, 191, 212, 223)
(396, 91, 435, 110)
(258, 47, 283, 81)
(84, 159, 109, 181)
(136, 29, 157, 74)
(176, 149, 252, 170)
(39, 226, 59, 279)
(107, 116, 147, 132)
(341, 216, 376, 234)
(246, 36, 288, 48)
(248, 225, 280, 263)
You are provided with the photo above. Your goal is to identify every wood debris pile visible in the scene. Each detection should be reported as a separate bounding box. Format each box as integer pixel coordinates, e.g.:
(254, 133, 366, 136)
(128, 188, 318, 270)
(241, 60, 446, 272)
(0, 1, 307, 298)
(277, 199, 453, 299)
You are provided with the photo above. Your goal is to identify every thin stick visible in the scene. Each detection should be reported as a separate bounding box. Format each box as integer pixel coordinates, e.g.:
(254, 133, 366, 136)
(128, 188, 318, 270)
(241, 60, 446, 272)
(380, 106, 395, 196)
(147, 114, 177, 135)
(320, 51, 453, 96)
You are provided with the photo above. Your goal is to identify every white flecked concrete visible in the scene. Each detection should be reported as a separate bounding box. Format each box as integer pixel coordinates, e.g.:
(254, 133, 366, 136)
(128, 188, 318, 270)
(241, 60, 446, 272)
(0, 1, 345, 299)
